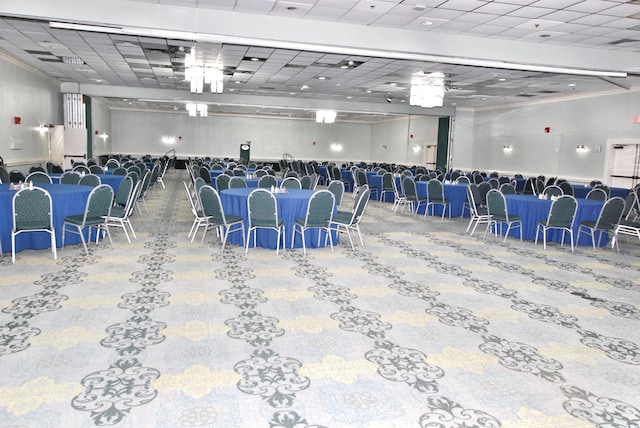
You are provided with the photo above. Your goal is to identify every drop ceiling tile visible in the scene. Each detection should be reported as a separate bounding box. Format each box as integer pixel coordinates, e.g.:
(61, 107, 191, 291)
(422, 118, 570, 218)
(509, 6, 557, 18)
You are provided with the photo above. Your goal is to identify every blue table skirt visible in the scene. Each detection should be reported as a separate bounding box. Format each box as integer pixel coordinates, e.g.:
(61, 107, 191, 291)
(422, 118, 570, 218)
(219, 188, 338, 250)
(504, 195, 605, 246)
(340, 169, 354, 191)
(0, 183, 93, 252)
(572, 185, 630, 199)
(415, 182, 469, 217)
(50, 174, 123, 193)
(318, 166, 328, 184)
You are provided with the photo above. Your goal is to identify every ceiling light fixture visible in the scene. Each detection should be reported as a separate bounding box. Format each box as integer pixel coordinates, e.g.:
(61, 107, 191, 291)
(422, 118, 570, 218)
(316, 110, 336, 124)
(184, 47, 223, 94)
(186, 102, 208, 117)
(410, 72, 445, 108)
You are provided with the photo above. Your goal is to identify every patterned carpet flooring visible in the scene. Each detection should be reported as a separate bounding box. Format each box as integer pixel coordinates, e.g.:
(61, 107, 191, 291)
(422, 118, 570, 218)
(1, 171, 639, 428)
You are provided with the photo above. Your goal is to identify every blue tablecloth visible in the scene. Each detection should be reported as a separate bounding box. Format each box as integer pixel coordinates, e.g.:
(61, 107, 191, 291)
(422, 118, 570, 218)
(340, 169, 354, 191)
(572, 185, 630, 199)
(318, 166, 328, 184)
(367, 173, 403, 202)
(50, 174, 123, 193)
(504, 195, 605, 245)
(219, 188, 338, 249)
(415, 181, 469, 217)
(211, 177, 282, 190)
(0, 183, 92, 252)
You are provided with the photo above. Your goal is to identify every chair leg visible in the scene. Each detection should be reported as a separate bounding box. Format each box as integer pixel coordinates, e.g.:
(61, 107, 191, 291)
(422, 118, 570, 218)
(51, 231, 57, 260)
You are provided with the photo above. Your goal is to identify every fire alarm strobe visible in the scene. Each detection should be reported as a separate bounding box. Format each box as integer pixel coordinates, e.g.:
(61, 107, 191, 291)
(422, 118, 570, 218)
(13, 117, 21, 125)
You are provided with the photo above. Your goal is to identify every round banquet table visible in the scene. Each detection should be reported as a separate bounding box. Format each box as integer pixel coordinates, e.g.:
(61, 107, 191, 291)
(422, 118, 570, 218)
(0, 183, 93, 253)
(49, 173, 124, 193)
(219, 188, 338, 250)
(503, 195, 605, 246)
(415, 181, 469, 217)
(571, 185, 630, 199)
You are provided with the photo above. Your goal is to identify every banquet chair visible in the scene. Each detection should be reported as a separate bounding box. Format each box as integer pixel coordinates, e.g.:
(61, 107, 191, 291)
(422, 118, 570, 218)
(535, 195, 578, 252)
(611, 192, 640, 249)
(89, 165, 104, 174)
(330, 186, 371, 250)
(73, 165, 91, 174)
(26, 171, 52, 184)
(477, 182, 492, 206)
(254, 169, 268, 177)
(79, 174, 101, 187)
(246, 188, 285, 255)
(60, 171, 81, 185)
(9, 170, 26, 183)
(483, 189, 522, 243)
(455, 176, 470, 184)
(135, 170, 152, 214)
(11, 187, 57, 263)
(559, 181, 574, 196)
(216, 174, 231, 191)
(199, 185, 245, 251)
(426, 179, 451, 219)
(356, 169, 377, 199)
(300, 175, 312, 190)
(380, 172, 394, 202)
(112, 167, 127, 176)
(258, 175, 276, 189)
(184, 181, 210, 242)
(577, 196, 625, 252)
(327, 180, 344, 207)
(499, 183, 516, 195)
(281, 177, 302, 190)
(543, 185, 563, 197)
(105, 159, 120, 169)
(0, 166, 10, 183)
(403, 177, 427, 215)
(586, 188, 607, 201)
(391, 175, 410, 213)
(229, 176, 248, 189)
(291, 189, 335, 254)
(487, 178, 500, 189)
(106, 178, 139, 244)
(62, 184, 114, 255)
(465, 184, 491, 236)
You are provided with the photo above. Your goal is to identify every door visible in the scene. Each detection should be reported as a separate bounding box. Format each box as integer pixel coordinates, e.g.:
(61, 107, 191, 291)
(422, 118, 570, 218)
(49, 125, 65, 167)
(63, 128, 88, 169)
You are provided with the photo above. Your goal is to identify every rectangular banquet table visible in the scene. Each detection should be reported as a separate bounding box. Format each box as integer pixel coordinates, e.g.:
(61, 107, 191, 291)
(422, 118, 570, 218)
(49, 173, 124, 193)
(503, 194, 605, 246)
(219, 188, 338, 250)
(571, 185, 630, 199)
(415, 181, 469, 217)
(0, 183, 93, 252)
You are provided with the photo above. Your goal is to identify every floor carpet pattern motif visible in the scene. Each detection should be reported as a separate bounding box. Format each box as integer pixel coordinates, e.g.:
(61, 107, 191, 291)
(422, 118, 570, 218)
(0, 171, 639, 428)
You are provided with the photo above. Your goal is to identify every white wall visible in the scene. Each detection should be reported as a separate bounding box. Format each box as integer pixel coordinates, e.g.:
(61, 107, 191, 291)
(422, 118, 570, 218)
(109, 109, 439, 164)
(0, 53, 63, 171)
(90, 98, 113, 157)
(452, 89, 640, 183)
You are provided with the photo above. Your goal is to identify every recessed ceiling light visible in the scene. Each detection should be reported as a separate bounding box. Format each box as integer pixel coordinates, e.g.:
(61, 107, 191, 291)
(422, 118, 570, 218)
(366, 90, 372, 93)
(301, 85, 309, 90)
(568, 83, 576, 87)
(250, 57, 260, 61)
(422, 21, 433, 26)
(318, 76, 326, 80)
(286, 6, 297, 11)
(390, 83, 397, 87)
(346, 96, 352, 99)
(498, 78, 506, 81)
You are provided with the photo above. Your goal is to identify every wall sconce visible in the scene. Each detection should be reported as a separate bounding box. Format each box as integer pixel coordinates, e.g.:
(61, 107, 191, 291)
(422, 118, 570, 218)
(161, 136, 176, 144)
(576, 145, 588, 153)
(330, 143, 343, 151)
(503, 145, 513, 153)
(99, 133, 109, 140)
(316, 110, 336, 124)
(412, 144, 421, 153)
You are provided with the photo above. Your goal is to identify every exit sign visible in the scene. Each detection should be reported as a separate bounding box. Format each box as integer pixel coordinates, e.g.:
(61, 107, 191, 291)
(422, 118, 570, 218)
(633, 116, 640, 124)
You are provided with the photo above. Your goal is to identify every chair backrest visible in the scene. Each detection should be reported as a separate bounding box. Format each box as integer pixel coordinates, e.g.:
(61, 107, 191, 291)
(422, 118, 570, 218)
(327, 180, 344, 206)
(216, 174, 231, 191)
(9, 170, 26, 183)
(13, 187, 53, 231)
(281, 177, 302, 190)
(105, 159, 120, 169)
(89, 165, 104, 174)
(83, 185, 114, 224)
(258, 175, 276, 189)
(473, 174, 484, 184)
(138, 170, 152, 197)
(60, 171, 81, 184)
(381, 173, 394, 190)
(558, 181, 573, 196)
(403, 177, 417, 198)
(300, 175, 312, 189)
(466, 185, 480, 216)
(622, 191, 639, 220)
(427, 179, 444, 201)
(499, 183, 516, 195)
(455, 176, 470, 184)
(350, 186, 371, 225)
(79, 174, 101, 187)
(229, 176, 248, 188)
(586, 188, 607, 201)
(29, 165, 46, 174)
(199, 185, 226, 224)
(233, 168, 246, 176)
(487, 178, 500, 189)
(114, 176, 134, 207)
(543, 185, 563, 197)
(255, 169, 267, 177)
(356, 170, 368, 187)
(248, 188, 279, 227)
(594, 196, 625, 230)
(544, 195, 578, 228)
(26, 171, 52, 184)
(112, 167, 127, 176)
(73, 165, 91, 174)
(477, 182, 491, 205)
(303, 190, 335, 227)
(486, 189, 509, 220)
